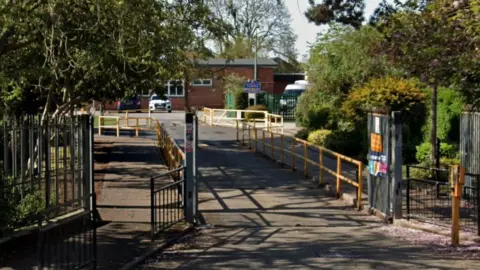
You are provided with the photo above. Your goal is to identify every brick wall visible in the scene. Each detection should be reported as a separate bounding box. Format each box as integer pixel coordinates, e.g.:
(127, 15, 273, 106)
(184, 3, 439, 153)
(94, 65, 276, 111)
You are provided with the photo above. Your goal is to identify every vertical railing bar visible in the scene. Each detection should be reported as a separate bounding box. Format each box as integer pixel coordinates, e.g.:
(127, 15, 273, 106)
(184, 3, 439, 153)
(45, 118, 51, 211)
(55, 117, 60, 207)
(150, 177, 155, 241)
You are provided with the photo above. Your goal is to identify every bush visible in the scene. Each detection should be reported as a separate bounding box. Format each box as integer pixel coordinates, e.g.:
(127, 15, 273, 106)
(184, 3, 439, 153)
(295, 128, 309, 140)
(324, 129, 366, 158)
(245, 105, 267, 120)
(307, 129, 332, 146)
(233, 90, 248, 110)
(416, 142, 458, 164)
(224, 74, 248, 110)
(342, 76, 427, 163)
(295, 90, 340, 130)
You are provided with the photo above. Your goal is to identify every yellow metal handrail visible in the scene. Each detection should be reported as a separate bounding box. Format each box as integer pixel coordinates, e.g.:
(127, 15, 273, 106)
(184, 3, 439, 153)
(236, 120, 364, 210)
(201, 107, 283, 131)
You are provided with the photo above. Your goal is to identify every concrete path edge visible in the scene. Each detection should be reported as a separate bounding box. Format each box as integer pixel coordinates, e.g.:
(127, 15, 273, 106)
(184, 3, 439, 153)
(118, 225, 194, 270)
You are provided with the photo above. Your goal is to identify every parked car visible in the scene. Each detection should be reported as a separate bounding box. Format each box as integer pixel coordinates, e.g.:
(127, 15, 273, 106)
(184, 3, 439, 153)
(149, 94, 172, 113)
(117, 96, 141, 111)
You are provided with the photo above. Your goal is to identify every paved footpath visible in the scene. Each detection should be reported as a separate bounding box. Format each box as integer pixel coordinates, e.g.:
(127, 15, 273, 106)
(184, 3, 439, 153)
(95, 135, 173, 270)
(138, 122, 478, 270)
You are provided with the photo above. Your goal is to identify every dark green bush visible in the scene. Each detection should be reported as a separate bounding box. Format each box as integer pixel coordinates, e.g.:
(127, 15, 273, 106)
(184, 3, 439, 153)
(295, 128, 309, 140)
(245, 105, 267, 120)
(324, 129, 366, 159)
(233, 90, 248, 110)
(0, 181, 46, 235)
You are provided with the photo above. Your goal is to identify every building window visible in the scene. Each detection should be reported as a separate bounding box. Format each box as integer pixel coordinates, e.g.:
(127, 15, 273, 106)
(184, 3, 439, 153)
(166, 80, 184, 97)
(192, 78, 212, 87)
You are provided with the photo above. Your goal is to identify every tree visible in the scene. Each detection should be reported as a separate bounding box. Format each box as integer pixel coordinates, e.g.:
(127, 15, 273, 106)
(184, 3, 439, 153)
(206, 0, 298, 60)
(379, 0, 478, 161)
(0, 0, 225, 116)
(305, 0, 432, 28)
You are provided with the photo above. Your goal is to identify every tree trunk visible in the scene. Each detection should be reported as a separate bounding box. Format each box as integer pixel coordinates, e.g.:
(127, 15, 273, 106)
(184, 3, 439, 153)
(430, 83, 438, 163)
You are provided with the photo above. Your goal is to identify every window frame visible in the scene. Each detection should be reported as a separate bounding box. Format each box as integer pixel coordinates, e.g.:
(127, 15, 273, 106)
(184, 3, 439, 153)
(191, 78, 213, 87)
(165, 79, 185, 97)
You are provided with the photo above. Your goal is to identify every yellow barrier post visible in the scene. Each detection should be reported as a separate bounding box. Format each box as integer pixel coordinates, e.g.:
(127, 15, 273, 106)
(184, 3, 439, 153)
(248, 123, 251, 148)
(98, 116, 102, 135)
(280, 134, 284, 164)
(135, 118, 139, 137)
(254, 127, 258, 153)
(242, 121, 245, 145)
(451, 165, 465, 246)
(319, 149, 324, 185)
(210, 109, 214, 126)
(336, 156, 342, 198)
(116, 118, 120, 137)
(236, 120, 239, 141)
(304, 141, 308, 178)
(357, 163, 364, 210)
(262, 130, 266, 154)
(270, 132, 274, 158)
(291, 139, 295, 170)
(125, 111, 129, 120)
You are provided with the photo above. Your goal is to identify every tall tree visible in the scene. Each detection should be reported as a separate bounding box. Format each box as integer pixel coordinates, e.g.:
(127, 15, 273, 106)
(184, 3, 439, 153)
(206, 0, 298, 61)
(0, 0, 225, 116)
(305, 0, 432, 28)
(379, 0, 478, 161)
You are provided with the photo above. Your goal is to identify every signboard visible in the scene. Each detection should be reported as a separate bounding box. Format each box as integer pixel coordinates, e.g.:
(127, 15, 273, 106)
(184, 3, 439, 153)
(368, 114, 389, 177)
(185, 123, 193, 153)
(244, 81, 261, 93)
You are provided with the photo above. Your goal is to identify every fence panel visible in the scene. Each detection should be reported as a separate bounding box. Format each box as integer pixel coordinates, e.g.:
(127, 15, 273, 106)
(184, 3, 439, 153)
(261, 93, 298, 121)
(150, 167, 185, 240)
(1, 115, 93, 236)
(37, 211, 96, 270)
(405, 165, 480, 235)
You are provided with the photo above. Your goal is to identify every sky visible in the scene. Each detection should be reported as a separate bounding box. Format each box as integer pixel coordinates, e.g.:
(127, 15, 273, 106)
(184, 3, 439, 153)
(285, 0, 382, 61)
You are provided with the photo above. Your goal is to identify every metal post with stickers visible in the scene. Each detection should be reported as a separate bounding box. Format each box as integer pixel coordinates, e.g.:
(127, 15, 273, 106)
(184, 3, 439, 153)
(184, 112, 197, 223)
(367, 108, 402, 221)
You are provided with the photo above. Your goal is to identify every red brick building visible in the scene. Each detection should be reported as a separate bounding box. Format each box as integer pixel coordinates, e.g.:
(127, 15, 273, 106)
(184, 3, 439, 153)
(101, 58, 278, 111)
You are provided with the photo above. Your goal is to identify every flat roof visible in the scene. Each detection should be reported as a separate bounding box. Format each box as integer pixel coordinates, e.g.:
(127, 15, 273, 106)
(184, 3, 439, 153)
(196, 58, 278, 67)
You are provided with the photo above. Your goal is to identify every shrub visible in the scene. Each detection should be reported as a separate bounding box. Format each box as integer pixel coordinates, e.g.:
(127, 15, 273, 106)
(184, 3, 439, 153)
(307, 129, 332, 146)
(224, 74, 248, 110)
(295, 128, 309, 140)
(416, 142, 458, 164)
(324, 129, 366, 158)
(342, 76, 427, 163)
(233, 90, 248, 110)
(245, 105, 267, 120)
(296, 90, 339, 130)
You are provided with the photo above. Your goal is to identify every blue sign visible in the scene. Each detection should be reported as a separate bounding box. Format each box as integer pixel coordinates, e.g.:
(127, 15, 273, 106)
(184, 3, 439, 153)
(244, 81, 261, 93)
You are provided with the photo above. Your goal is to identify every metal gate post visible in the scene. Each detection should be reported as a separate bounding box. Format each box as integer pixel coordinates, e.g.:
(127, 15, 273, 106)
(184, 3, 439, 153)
(391, 111, 403, 220)
(184, 113, 196, 223)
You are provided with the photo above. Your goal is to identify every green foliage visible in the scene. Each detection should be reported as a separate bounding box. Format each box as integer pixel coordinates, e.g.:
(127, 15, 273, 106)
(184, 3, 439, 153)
(0, 177, 46, 234)
(0, 0, 226, 116)
(421, 87, 464, 143)
(343, 76, 427, 162)
(324, 129, 366, 158)
(295, 128, 309, 140)
(307, 25, 395, 96)
(416, 142, 458, 164)
(245, 105, 267, 120)
(223, 74, 248, 110)
(307, 129, 332, 146)
(295, 90, 334, 130)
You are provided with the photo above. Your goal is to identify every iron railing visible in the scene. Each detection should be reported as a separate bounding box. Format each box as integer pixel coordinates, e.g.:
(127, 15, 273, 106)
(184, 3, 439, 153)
(1, 115, 94, 235)
(37, 205, 97, 269)
(150, 166, 185, 240)
(405, 165, 480, 235)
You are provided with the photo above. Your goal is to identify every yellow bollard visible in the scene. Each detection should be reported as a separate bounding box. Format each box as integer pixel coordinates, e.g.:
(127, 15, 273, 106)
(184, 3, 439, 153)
(304, 141, 308, 178)
(357, 163, 364, 210)
(336, 156, 342, 198)
(319, 149, 324, 185)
